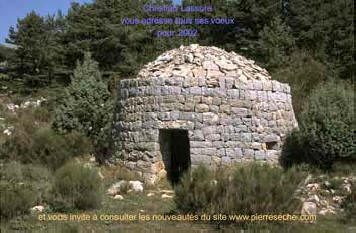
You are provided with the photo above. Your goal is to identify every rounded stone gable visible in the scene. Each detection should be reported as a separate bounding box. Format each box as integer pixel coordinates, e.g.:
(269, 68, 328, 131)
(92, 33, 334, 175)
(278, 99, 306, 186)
(113, 44, 298, 184)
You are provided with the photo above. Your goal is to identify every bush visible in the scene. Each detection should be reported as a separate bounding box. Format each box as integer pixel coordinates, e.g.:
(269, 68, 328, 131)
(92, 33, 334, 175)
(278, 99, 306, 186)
(50, 161, 102, 212)
(0, 125, 91, 170)
(174, 163, 307, 218)
(31, 128, 92, 170)
(174, 165, 225, 214)
(52, 52, 114, 164)
(0, 181, 36, 219)
(0, 162, 52, 219)
(272, 50, 327, 115)
(281, 81, 355, 169)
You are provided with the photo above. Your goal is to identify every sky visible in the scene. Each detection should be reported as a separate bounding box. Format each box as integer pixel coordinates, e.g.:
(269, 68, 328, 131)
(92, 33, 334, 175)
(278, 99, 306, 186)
(0, 0, 95, 43)
(0, 0, 182, 44)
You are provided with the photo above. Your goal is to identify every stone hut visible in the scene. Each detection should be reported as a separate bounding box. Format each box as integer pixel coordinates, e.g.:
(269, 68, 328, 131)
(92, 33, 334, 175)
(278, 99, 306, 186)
(114, 44, 298, 184)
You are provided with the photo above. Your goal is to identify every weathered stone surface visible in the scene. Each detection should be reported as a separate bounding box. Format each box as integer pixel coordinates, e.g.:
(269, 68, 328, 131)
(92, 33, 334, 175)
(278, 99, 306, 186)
(301, 202, 317, 215)
(107, 180, 144, 195)
(221, 156, 231, 164)
(254, 151, 266, 160)
(226, 148, 243, 159)
(243, 149, 255, 159)
(195, 104, 209, 113)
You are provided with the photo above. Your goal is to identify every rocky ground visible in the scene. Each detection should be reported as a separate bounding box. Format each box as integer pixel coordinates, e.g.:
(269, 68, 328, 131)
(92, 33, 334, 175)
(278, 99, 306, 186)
(300, 174, 354, 216)
(0, 96, 46, 137)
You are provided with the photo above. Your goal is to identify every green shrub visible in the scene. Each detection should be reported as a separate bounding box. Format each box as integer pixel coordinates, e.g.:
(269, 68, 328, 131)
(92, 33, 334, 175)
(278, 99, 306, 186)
(30, 128, 92, 170)
(174, 165, 226, 214)
(272, 50, 327, 115)
(50, 161, 102, 212)
(0, 124, 91, 170)
(52, 52, 114, 164)
(174, 163, 307, 218)
(0, 162, 52, 219)
(281, 81, 355, 169)
(0, 181, 36, 219)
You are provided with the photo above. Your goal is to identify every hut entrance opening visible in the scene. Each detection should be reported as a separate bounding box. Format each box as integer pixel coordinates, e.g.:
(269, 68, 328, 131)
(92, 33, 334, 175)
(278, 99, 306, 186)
(159, 129, 191, 184)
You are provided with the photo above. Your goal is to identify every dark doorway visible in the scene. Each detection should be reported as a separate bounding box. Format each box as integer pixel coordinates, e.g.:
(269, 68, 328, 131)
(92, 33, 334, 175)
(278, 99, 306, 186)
(159, 129, 191, 184)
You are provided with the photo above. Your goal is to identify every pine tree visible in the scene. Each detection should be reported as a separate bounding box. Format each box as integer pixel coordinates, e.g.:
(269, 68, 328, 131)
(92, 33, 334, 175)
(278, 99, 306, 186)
(287, 0, 353, 79)
(6, 11, 67, 87)
(53, 52, 114, 163)
(257, 17, 295, 70)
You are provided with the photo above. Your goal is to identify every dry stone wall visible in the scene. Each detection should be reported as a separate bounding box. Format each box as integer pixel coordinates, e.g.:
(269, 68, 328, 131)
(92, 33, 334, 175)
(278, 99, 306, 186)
(114, 75, 297, 183)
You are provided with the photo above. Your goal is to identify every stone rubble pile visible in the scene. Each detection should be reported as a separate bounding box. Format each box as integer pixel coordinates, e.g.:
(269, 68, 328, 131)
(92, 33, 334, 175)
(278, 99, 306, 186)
(107, 180, 144, 196)
(300, 175, 354, 216)
(6, 97, 46, 112)
(138, 44, 271, 82)
(1, 97, 46, 136)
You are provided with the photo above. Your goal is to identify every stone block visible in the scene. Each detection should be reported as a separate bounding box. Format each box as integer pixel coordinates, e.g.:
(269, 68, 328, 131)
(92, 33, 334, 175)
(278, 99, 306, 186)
(231, 107, 248, 116)
(219, 77, 226, 89)
(190, 87, 202, 95)
(221, 156, 231, 164)
(212, 141, 224, 148)
(263, 134, 280, 143)
(209, 105, 219, 113)
(254, 151, 266, 160)
(253, 81, 263, 90)
(202, 126, 217, 136)
(158, 112, 170, 121)
(220, 104, 231, 114)
(251, 142, 262, 150)
(227, 89, 240, 99)
(266, 150, 279, 160)
(190, 141, 213, 148)
(196, 104, 209, 113)
(190, 130, 205, 141)
(257, 91, 268, 102)
(202, 87, 214, 96)
(201, 148, 217, 155)
(242, 118, 252, 126)
(206, 134, 221, 141)
(190, 148, 202, 154)
(243, 149, 254, 159)
(234, 80, 247, 89)
(224, 125, 235, 134)
(179, 112, 200, 121)
(191, 154, 211, 165)
(218, 88, 228, 97)
(225, 78, 234, 89)
(202, 96, 213, 105)
(245, 90, 257, 100)
(262, 81, 272, 91)
(170, 111, 180, 120)
(226, 148, 242, 158)
(217, 148, 226, 157)
(182, 102, 195, 112)
(212, 97, 222, 105)
(271, 80, 280, 92)
(203, 112, 219, 124)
